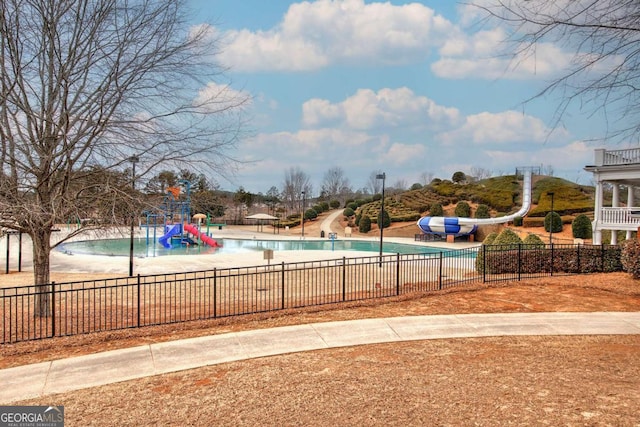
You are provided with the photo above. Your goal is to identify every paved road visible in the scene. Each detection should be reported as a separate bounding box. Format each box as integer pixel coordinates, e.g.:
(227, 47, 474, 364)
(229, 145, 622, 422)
(1, 311, 639, 403)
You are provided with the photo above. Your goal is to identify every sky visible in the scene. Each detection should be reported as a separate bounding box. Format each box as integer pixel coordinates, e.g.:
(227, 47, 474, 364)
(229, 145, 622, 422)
(186, 0, 624, 195)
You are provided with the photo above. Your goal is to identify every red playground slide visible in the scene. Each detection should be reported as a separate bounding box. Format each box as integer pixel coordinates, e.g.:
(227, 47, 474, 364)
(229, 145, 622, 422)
(183, 224, 221, 247)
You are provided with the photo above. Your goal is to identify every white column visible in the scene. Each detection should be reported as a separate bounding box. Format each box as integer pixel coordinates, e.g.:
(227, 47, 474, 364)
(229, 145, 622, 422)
(593, 178, 603, 245)
(611, 184, 619, 245)
(627, 186, 634, 240)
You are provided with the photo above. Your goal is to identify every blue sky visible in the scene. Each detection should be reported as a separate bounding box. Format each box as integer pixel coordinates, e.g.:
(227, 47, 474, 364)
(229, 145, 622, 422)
(188, 0, 621, 194)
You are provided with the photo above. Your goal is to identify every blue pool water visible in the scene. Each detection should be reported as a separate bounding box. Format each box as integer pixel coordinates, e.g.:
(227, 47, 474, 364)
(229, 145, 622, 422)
(57, 237, 453, 257)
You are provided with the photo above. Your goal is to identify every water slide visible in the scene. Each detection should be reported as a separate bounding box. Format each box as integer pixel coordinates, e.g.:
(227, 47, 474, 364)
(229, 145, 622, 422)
(159, 224, 182, 248)
(417, 168, 534, 236)
(183, 224, 221, 247)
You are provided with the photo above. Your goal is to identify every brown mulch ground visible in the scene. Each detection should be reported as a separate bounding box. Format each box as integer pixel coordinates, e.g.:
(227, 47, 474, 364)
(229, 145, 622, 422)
(2, 273, 640, 426)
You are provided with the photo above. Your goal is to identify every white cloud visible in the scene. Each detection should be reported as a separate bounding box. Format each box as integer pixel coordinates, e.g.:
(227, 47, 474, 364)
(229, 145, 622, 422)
(217, 0, 454, 72)
(386, 142, 427, 166)
(302, 87, 460, 130)
(437, 110, 567, 146)
(432, 26, 573, 80)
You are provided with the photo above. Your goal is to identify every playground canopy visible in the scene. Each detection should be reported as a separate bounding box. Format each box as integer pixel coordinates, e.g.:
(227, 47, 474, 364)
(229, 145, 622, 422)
(245, 213, 279, 232)
(245, 213, 279, 220)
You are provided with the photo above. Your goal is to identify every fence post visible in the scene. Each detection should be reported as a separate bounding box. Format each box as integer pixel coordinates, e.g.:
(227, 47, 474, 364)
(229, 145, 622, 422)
(482, 244, 486, 283)
(281, 262, 285, 310)
(438, 252, 443, 290)
(137, 274, 141, 327)
(50, 282, 56, 338)
(576, 244, 581, 273)
(213, 268, 217, 318)
(518, 243, 522, 281)
(550, 243, 554, 276)
(342, 257, 346, 302)
(601, 244, 605, 272)
(396, 253, 400, 296)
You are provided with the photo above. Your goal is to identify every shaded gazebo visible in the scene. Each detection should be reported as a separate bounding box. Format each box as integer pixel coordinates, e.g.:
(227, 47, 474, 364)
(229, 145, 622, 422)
(245, 213, 279, 233)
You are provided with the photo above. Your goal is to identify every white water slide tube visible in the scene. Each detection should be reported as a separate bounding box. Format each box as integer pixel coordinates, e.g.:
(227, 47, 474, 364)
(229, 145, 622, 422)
(416, 168, 534, 237)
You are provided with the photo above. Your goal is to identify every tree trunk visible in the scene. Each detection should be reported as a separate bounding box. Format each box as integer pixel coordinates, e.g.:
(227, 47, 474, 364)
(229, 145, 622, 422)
(32, 229, 52, 317)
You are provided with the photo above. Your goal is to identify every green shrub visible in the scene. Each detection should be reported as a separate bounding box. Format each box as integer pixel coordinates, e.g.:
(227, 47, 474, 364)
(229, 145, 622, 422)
(523, 233, 545, 248)
(304, 209, 317, 220)
(429, 203, 443, 216)
(475, 232, 499, 273)
(482, 231, 499, 245)
(454, 201, 471, 218)
(513, 216, 523, 227)
(474, 204, 490, 219)
(329, 199, 340, 209)
(347, 202, 358, 211)
(359, 215, 372, 233)
(343, 207, 355, 217)
(544, 212, 563, 233)
(378, 209, 391, 229)
(493, 228, 523, 246)
(621, 239, 640, 279)
(572, 214, 592, 239)
(452, 171, 466, 183)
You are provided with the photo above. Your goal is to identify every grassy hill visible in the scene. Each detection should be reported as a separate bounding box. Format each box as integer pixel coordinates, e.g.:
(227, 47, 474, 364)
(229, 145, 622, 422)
(355, 174, 596, 224)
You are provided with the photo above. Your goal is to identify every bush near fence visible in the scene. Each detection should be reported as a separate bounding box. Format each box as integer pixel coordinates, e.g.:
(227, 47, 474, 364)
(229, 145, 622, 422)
(480, 244, 622, 275)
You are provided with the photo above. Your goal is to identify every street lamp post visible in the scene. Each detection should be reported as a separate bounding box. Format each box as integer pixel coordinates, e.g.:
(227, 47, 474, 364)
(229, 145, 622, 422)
(128, 155, 139, 277)
(301, 191, 306, 239)
(376, 173, 386, 267)
(548, 191, 555, 245)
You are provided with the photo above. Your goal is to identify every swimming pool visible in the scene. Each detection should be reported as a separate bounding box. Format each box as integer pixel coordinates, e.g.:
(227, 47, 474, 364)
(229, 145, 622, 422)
(57, 237, 453, 257)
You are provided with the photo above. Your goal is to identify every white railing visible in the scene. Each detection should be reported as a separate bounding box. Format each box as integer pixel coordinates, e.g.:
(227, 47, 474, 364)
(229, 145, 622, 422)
(601, 148, 640, 166)
(600, 207, 640, 226)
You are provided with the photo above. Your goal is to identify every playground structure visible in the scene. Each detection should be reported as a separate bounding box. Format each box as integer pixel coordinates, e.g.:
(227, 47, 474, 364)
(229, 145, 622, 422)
(416, 167, 538, 238)
(146, 180, 221, 249)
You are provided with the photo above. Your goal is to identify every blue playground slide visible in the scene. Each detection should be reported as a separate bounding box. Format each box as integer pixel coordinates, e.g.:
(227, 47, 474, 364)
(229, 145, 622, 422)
(159, 224, 182, 248)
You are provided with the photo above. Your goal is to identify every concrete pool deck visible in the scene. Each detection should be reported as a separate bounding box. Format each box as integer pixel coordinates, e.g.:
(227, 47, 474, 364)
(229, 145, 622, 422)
(1, 214, 479, 276)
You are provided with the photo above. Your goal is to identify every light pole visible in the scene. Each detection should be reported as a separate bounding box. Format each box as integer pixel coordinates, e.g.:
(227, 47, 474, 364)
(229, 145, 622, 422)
(128, 155, 139, 277)
(548, 191, 555, 245)
(376, 173, 386, 267)
(301, 191, 306, 239)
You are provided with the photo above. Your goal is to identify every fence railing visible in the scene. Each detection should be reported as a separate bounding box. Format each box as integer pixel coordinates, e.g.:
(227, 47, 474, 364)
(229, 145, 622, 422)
(1, 244, 622, 344)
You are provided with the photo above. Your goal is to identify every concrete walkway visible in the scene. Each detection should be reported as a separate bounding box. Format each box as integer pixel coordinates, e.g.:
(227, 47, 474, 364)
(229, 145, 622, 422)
(1, 312, 639, 404)
(320, 208, 344, 236)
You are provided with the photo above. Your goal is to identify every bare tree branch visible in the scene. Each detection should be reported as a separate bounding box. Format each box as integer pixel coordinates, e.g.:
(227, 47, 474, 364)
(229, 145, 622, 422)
(473, 0, 640, 143)
(0, 0, 248, 292)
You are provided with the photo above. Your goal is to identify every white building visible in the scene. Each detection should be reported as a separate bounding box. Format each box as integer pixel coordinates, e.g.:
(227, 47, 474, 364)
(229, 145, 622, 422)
(584, 148, 640, 244)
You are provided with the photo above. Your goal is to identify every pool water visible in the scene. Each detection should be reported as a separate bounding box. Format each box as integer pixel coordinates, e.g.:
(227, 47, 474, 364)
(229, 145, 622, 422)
(57, 237, 452, 257)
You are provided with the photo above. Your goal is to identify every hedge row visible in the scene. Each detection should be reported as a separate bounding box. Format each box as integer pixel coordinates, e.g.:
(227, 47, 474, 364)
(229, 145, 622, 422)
(477, 245, 622, 274)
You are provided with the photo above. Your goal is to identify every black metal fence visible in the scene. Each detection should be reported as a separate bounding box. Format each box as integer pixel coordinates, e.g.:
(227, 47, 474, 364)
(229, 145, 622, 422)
(0, 244, 622, 344)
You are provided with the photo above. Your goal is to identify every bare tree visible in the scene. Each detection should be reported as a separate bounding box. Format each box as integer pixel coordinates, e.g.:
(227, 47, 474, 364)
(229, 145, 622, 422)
(321, 166, 352, 205)
(281, 167, 312, 215)
(477, 0, 640, 143)
(0, 0, 248, 310)
(419, 171, 435, 186)
(469, 167, 492, 181)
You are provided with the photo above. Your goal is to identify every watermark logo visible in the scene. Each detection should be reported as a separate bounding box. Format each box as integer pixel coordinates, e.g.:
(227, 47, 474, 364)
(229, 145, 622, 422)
(0, 406, 64, 427)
